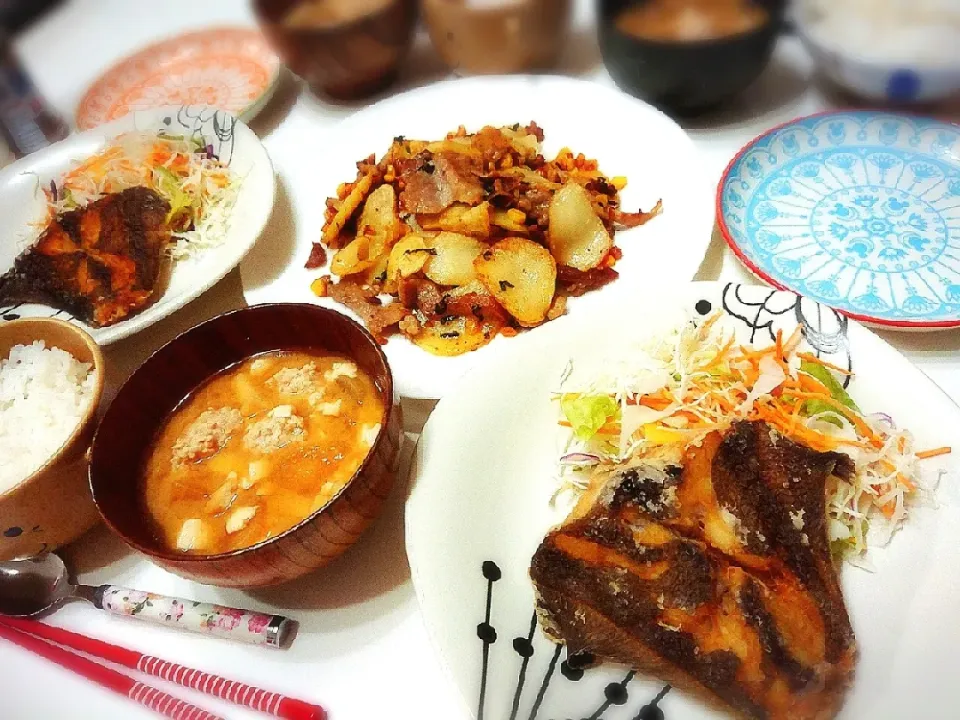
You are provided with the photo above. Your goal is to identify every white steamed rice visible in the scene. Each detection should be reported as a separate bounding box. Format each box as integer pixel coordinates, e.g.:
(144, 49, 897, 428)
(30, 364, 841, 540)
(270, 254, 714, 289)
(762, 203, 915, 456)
(0, 341, 96, 494)
(801, 0, 960, 67)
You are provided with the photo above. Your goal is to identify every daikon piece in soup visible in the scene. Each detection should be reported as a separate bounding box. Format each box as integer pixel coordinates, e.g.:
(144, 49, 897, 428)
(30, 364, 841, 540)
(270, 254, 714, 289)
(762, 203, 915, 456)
(142, 350, 385, 555)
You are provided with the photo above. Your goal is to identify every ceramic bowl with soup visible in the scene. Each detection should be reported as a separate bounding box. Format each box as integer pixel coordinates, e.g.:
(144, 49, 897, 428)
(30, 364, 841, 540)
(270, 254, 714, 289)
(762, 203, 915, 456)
(597, 0, 787, 113)
(422, 0, 573, 75)
(254, 0, 418, 100)
(89, 304, 401, 588)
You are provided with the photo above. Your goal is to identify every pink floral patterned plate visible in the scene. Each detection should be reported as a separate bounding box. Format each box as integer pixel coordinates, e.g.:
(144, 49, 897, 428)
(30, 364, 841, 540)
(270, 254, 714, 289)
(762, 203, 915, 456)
(76, 27, 281, 130)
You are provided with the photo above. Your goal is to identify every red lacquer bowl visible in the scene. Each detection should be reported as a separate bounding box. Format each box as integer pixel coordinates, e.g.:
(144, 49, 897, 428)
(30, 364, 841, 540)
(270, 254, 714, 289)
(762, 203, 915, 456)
(89, 304, 401, 588)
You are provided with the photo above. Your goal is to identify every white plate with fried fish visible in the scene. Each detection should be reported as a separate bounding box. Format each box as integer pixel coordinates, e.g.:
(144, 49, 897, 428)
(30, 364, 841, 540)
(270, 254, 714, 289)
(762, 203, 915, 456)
(240, 76, 715, 399)
(406, 282, 960, 720)
(0, 105, 274, 345)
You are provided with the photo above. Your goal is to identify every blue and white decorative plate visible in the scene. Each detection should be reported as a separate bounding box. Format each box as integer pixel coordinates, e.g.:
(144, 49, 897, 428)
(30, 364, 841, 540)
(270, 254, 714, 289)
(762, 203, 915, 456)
(718, 111, 960, 329)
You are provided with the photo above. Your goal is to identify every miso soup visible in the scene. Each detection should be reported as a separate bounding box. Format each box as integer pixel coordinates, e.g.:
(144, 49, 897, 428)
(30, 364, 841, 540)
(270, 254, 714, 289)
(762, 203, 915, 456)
(142, 350, 385, 555)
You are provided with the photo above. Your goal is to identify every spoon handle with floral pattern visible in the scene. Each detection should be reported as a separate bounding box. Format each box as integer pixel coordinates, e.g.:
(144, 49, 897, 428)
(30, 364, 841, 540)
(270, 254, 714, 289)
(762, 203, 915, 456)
(89, 584, 295, 648)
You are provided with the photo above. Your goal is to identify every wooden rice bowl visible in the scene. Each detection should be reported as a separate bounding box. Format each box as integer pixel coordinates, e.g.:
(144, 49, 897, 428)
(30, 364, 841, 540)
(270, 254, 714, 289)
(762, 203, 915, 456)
(0, 318, 104, 560)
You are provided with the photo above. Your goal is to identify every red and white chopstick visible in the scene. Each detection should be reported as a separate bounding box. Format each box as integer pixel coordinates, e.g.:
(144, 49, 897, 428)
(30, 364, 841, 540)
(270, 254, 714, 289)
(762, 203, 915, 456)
(0, 617, 326, 720)
(0, 621, 223, 720)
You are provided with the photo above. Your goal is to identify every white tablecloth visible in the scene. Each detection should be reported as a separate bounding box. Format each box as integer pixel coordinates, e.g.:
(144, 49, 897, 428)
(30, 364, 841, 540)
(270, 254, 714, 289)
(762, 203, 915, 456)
(3, 2, 959, 719)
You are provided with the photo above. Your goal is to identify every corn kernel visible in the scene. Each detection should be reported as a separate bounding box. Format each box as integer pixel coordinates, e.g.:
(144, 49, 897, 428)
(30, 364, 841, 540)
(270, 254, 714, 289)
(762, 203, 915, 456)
(311, 276, 331, 297)
(611, 176, 627, 191)
(507, 208, 526, 223)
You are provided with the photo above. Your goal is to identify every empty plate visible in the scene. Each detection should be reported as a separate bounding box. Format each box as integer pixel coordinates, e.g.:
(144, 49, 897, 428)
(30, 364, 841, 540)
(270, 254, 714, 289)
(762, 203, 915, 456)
(718, 111, 960, 330)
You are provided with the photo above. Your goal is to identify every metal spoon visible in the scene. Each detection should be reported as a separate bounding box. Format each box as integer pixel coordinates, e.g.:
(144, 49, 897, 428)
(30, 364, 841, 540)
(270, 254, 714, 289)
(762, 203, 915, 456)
(0, 554, 295, 648)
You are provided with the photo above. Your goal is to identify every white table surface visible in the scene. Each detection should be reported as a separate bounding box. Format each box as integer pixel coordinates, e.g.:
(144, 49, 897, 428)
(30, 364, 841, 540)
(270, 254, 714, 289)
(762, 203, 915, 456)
(3, 1, 960, 719)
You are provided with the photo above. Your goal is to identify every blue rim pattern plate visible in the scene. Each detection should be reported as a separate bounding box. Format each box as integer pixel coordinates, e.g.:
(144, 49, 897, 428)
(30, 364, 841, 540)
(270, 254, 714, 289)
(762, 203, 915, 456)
(718, 111, 960, 329)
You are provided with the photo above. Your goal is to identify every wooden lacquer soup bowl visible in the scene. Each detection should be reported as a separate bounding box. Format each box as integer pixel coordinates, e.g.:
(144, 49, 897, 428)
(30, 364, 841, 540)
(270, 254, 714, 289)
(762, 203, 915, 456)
(89, 304, 401, 588)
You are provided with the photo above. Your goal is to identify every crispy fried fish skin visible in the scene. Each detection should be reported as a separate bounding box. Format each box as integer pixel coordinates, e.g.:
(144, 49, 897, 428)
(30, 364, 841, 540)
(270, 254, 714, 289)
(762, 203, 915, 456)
(531, 421, 856, 720)
(0, 187, 170, 327)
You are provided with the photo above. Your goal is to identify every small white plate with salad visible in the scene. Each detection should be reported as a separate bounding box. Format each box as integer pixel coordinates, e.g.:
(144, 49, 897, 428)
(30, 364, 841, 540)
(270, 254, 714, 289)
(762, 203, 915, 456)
(407, 281, 960, 720)
(0, 105, 274, 345)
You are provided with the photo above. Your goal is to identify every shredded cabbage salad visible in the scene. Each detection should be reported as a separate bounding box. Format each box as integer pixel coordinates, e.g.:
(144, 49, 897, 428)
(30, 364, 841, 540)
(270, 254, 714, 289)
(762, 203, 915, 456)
(555, 313, 949, 562)
(45, 132, 240, 260)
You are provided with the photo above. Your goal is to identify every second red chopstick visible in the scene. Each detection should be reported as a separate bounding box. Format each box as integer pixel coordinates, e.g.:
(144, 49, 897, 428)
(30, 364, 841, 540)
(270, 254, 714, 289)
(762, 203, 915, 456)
(0, 621, 222, 720)
(0, 617, 326, 720)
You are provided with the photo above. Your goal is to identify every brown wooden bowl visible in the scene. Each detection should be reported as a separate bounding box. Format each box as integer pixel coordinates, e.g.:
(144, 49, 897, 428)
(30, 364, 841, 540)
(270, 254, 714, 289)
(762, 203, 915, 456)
(0, 319, 104, 560)
(253, 0, 418, 100)
(422, 0, 573, 75)
(88, 304, 401, 588)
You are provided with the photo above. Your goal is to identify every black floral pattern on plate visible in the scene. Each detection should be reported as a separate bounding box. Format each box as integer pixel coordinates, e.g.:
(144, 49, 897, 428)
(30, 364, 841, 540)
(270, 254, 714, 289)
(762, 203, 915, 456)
(477, 561, 671, 720)
(720, 282, 852, 386)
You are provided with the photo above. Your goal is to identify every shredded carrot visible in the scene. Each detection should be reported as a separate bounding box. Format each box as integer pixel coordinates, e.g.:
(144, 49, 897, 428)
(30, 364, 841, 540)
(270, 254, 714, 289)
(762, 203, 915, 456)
(795, 373, 831, 395)
(916, 446, 952, 460)
(898, 475, 917, 492)
(779, 391, 884, 447)
(782, 326, 803, 354)
(797, 352, 853, 376)
(697, 312, 722, 336)
(558, 420, 620, 436)
(639, 396, 672, 411)
(716, 335, 737, 360)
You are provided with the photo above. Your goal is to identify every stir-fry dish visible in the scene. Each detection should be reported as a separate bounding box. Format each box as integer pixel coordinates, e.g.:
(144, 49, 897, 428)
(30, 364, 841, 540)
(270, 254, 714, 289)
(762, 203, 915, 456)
(0, 132, 240, 327)
(308, 122, 662, 355)
(554, 314, 949, 560)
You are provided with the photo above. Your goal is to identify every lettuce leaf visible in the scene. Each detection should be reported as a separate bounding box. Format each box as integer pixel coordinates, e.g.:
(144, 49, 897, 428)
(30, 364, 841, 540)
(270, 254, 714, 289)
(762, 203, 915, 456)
(155, 166, 193, 225)
(800, 359, 859, 411)
(560, 394, 619, 441)
(799, 359, 859, 426)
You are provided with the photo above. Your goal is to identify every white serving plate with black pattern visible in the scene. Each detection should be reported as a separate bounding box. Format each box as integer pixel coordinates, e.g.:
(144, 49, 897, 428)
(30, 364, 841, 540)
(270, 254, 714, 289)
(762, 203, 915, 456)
(0, 105, 275, 345)
(406, 282, 960, 720)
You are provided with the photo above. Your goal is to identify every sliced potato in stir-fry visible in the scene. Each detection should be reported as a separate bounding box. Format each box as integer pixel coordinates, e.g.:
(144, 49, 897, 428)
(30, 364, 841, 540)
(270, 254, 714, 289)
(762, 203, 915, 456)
(492, 208, 528, 233)
(330, 236, 372, 277)
(547, 182, 613, 271)
(418, 202, 492, 237)
(330, 184, 401, 276)
(361, 252, 390, 288)
(385, 234, 431, 293)
(322, 171, 375, 247)
(475, 237, 557, 327)
(411, 315, 491, 356)
(424, 232, 485, 287)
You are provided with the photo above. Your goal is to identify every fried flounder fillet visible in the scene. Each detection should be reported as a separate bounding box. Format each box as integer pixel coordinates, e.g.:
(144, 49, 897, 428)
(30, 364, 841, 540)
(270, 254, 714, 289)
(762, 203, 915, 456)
(0, 187, 170, 327)
(530, 421, 856, 720)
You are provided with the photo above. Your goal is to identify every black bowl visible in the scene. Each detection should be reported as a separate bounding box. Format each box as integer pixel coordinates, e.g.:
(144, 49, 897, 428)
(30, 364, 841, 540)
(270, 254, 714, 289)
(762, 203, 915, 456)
(597, 0, 787, 114)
